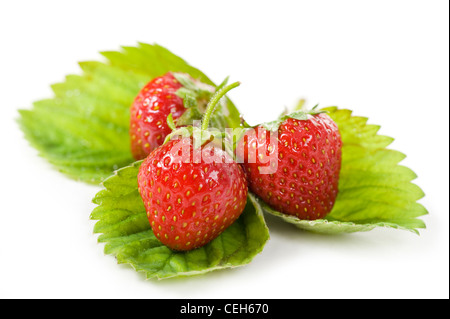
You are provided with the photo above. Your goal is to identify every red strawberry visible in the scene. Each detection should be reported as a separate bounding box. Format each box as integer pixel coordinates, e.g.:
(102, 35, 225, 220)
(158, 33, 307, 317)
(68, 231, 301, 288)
(236, 110, 342, 220)
(137, 81, 247, 251)
(130, 72, 213, 160)
(138, 138, 248, 250)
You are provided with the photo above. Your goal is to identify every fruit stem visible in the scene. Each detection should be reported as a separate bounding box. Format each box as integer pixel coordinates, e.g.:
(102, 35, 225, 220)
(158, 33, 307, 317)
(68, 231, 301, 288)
(201, 81, 240, 131)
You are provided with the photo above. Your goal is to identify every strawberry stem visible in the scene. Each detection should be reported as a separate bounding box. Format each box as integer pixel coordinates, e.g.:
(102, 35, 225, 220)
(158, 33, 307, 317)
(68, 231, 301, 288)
(201, 81, 240, 131)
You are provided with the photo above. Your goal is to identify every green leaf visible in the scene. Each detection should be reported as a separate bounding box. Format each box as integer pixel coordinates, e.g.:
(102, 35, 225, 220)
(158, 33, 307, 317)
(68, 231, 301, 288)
(91, 161, 270, 279)
(18, 43, 242, 184)
(263, 107, 428, 234)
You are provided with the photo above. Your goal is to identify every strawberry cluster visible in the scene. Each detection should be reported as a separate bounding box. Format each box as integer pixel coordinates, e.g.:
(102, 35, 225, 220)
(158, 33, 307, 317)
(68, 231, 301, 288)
(133, 72, 342, 251)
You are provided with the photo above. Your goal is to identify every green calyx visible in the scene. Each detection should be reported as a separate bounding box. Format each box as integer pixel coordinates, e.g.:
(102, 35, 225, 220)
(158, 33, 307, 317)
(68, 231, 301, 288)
(164, 81, 241, 150)
(173, 72, 214, 109)
(261, 104, 327, 131)
(171, 73, 231, 131)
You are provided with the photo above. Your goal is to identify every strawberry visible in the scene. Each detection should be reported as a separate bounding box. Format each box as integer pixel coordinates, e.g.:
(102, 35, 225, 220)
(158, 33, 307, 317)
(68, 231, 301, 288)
(236, 109, 342, 220)
(130, 72, 214, 160)
(138, 138, 248, 250)
(137, 81, 248, 251)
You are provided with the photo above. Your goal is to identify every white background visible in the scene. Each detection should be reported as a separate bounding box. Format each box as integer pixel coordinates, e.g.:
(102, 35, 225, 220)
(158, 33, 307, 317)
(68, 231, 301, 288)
(0, 0, 448, 299)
